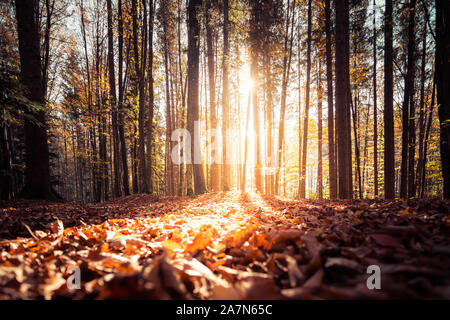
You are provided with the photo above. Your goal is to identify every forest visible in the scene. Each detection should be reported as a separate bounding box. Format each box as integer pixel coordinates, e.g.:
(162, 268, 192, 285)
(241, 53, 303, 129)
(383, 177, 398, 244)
(0, 0, 449, 301)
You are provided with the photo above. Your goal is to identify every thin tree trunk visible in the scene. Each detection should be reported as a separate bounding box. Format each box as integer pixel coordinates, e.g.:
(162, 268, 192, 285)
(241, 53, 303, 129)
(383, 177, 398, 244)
(384, 0, 395, 199)
(373, 0, 379, 198)
(325, 0, 337, 199)
(206, 1, 219, 192)
(148, 0, 155, 194)
(416, 21, 427, 198)
(106, 0, 121, 197)
(222, 0, 230, 191)
(351, 95, 362, 198)
(421, 74, 436, 197)
(117, 0, 130, 195)
(317, 64, 323, 200)
(300, 0, 312, 198)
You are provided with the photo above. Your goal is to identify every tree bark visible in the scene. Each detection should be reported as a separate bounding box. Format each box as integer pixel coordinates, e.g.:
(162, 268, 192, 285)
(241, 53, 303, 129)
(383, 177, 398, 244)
(299, 0, 312, 198)
(187, 0, 206, 195)
(372, 0, 378, 198)
(335, 0, 353, 199)
(106, 0, 121, 198)
(325, 0, 337, 199)
(148, 0, 155, 194)
(384, 0, 395, 199)
(15, 0, 54, 200)
(317, 64, 323, 200)
(400, 0, 417, 199)
(117, 0, 130, 195)
(222, 0, 230, 191)
(205, 1, 219, 192)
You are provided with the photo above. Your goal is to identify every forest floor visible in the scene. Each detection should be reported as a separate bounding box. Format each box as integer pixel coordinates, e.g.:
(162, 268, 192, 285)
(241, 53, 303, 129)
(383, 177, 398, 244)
(0, 191, 449, 299)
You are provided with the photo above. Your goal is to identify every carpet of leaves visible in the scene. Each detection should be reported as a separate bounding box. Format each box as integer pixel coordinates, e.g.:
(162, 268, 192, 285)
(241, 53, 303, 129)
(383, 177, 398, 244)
(0, 192, 449, 299)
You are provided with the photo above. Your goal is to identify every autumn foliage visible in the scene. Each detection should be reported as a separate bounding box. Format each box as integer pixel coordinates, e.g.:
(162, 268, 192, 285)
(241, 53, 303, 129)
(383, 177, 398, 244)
(1, 192, 449, 299)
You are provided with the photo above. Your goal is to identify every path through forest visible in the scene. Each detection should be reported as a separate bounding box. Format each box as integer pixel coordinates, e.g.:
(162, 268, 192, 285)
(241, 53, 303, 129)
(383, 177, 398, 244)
(0, 192, 449, 299)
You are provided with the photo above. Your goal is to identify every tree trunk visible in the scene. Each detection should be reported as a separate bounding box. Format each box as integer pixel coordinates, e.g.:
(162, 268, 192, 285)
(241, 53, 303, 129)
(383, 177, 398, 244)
(187, 0, 206, 195)
(148, 0, 155, 194)
(300, 0, 312, 198)
(373, 0, 379, 198)
(117, 0, 130, 195)
(222, 0, 230, 191)
(400, 0, 417, 199)
(205, 1, 219, 192)
(335, 0, 353, 199)
(384, 0, 395, 199)
(416, 21, 427, 198)
(317, 65, 323, 200)
(325, 0, 337, 199)
(15, 0, 53, 200)
(106, 0, 121, 198)
(421, 75, 435, 197)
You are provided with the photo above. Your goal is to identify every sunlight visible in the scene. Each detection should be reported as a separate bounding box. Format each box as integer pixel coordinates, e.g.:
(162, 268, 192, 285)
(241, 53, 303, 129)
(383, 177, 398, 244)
(238, 64, 253, 97)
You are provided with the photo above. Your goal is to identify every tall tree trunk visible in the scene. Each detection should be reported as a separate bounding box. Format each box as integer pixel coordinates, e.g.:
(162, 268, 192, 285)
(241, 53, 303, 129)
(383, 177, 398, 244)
(421, 75, 435, 197)
(400, 0, 417, 198)
(384, 0, 395, 199)
(117, 0, 130, 195)
(373, 0, 379, 198)
(163, 38, 174, 195)
(300, 0, 312, 198)
(416, 21, 427, 198)
(106, 0, 121, 197)
(15, 0, 53, 200)
(205, 1, 219, 192)
(436, 0, 450, 199)
(242, 94, 251, 192)
(132, 0, 148, 193)
(148, 0, 155, 194)
(276, 0, 294, 195)
(335, 0, 353, 199)
(0, 124, 12, 200)
(187, 0, 206, 195)
(222, 0, 230, 191)
(325, 0, 337, 199)
(351, 95, 362, 198)
(317, 65, 323, 200)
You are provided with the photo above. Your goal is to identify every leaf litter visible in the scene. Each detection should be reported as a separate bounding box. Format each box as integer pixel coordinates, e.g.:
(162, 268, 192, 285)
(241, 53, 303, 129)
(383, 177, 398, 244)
(0, 192, 449, 299)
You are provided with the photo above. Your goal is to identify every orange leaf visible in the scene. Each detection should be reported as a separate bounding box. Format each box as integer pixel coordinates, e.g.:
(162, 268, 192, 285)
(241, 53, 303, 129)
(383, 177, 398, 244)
(185, 230, 212, 253)
(162, 239, 183, 251)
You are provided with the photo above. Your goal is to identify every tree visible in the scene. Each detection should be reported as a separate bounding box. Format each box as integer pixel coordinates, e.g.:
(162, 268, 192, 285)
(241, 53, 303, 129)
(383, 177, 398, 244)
(436, 0, 450, 199)
(372, 0, 378, 198)
(187, 0, 206, 195)
(325, 0, 337, 199)
(106, 0, 121, 197)
(384, 0, 395, 199)
(222, 0, 230, 191)
(148, 0, 155, 194)
(205, 0, 219, 192)
(15, 0, 54, 200)
(299, 0, 312, 199)
(400, 0, 417, 199)
(117, 0, 130, 196)
(335, 0, 352, 199)
(132, 0, 149, 193)
(317, 63, 323, 200)
(276, 0, 295, 195)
